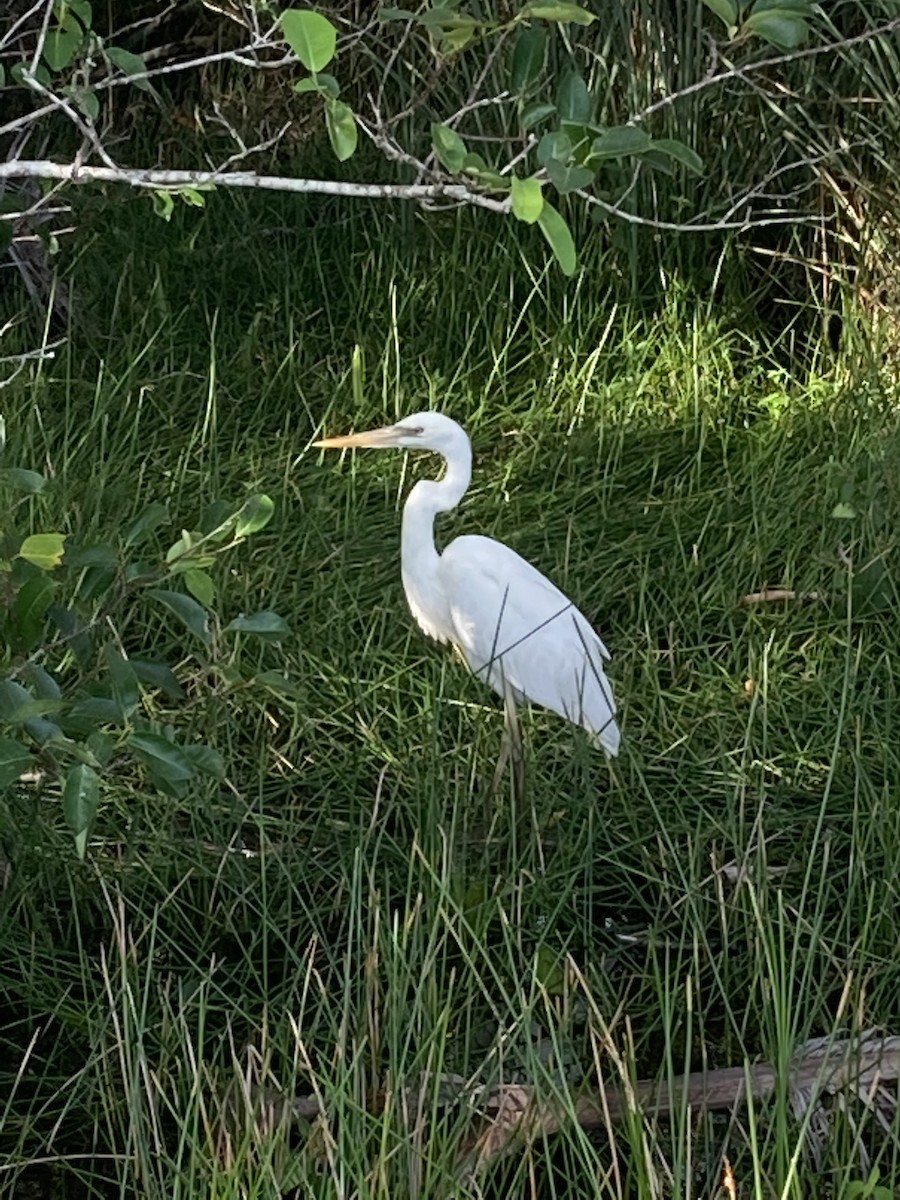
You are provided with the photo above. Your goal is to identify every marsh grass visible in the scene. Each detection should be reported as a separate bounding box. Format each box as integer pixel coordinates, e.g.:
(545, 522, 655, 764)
(1, 189, 900, 1198)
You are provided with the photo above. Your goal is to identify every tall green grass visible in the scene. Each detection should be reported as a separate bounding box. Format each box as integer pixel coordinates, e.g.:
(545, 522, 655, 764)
(1, 189, 900, 1197)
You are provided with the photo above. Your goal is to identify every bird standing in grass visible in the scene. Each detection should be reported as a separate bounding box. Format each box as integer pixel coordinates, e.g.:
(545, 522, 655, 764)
(314, 412, 620, 759)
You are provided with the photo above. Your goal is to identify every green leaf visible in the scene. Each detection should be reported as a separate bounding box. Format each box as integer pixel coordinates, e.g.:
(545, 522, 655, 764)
(131, 660, 184, 700)
(545, 158, 594, 194)
(48, 604, 94, 666)
(224, 611, 292, 641)
(0, 738, 31, 789)
(703, 0, 738, 26)
(63, 696, 123, 734)
(57, 0, 92, 27)
(589, 125, 652, 160)
(43, 15, 84, 72)
(148, 589, 211, 646)
(104, 645, 141, 717)
(0, 467, 47, 494)
(128, 731, 195, 792)
(20, 663, 62, 701)
(24, 716, 65, 746)
(256, 670, 302, 698)
(234, 494, 275, 539)
(460, 154, 509, 188)
(537, 202, 576, 277)
(510, 27, 546, 93)
(510, 176, 544, 223)
(743, 8, 808, 48)
(152, 190, 174, 221)
(280, 9, 337, 72)
(0, 679, 52, 725)
(18, 533, 66, 570)
(556, 69, 591, 123)
(66, 543, 117, 570)
(64, 84, 99, 120)
(650, 138, 704, 175)
(63, 763, 99, 856)
(537, 130, 572, 168)
(105, 45, 152, 91)
(520, 101, 556, 131)
(831, 501, 857, 519)
(522, 2, 596, 24)
(431, 122, 468, 173)
(184, 567, 216, 607)
(14, 574, 56, 652)
(325, 98, 358, 161)
(378, 6, 418, 18)
(182, 743, 225, 779)
(293, 76, 321, 94)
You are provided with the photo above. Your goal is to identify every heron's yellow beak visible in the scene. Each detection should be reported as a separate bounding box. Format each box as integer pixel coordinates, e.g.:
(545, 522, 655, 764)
(312, 424, 405, 449)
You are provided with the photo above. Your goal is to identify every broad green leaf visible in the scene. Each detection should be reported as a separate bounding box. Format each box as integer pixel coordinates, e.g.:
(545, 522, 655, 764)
(316, 71, 341, 97)
(0, 680, 37, 723)
(124, 502, 169, 546)
(12, 62, 52, 87)
(24, 716, 65, 746)
(104, 645, 140, 717)
(48, 604, 94, 665)
(18, 532, 66, 569)
(182, 743, 225, 779)
(703, 0, 738, 26)
(378, 6, 418, 18)
(743, 8, 808, 48)
(199, 500, 234, 537)
(86, 730, 116, 765)
(556, 70, 591, 124)
(537, 202, 576, 276)
(589, 125, 652, 160)
(65, 84, 99, 120)
(148, 589, 211, 646)
(14, 574, 55, 652)
(280, 10, 337, 72)
(0, 467, 46, 493)
(650, 138, 704, 175)
(831, 501, 857, 520)
(510, 176, 544, 223)
(63, 763, 99, 857)
(63, 696, 123, 733)
(537, 130, 572, 168)
(43, 14, 84, 72)
(225, 611, 292, 641)
(57, 0, 92, 26)
(0, 738, 31, 789)
(66, 543, 117, 569)
(293, 76, 321, 93)
(128, 731, 195, 786)
(417, 7, 477, 32)
(179, 187, 206, 208)
(440, 23, 476, 51)
(520, 101, 556, 131)
(234, 494, 275, 539)
(510, 27, 546, 93)
(545, 158, 594, 194)
(20, 663, 62, 701)
(641, 148, 676, 176)
(105, 45, 152, 91)
(325, 99, 358, 161)
(184, 567, 216, 607)
(522, 3, 596, 25)
(131, 660, 184, 700)
(431, 122, 468, 173)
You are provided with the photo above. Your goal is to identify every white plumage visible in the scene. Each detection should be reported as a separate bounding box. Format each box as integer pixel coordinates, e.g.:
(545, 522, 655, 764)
(314, 412, 620, 755)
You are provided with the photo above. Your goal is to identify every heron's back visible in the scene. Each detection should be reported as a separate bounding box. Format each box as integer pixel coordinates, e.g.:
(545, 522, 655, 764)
(439, 535, 619, 754)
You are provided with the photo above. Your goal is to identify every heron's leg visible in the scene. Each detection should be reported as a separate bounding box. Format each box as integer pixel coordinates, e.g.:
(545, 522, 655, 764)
(488, 687, 525, 809)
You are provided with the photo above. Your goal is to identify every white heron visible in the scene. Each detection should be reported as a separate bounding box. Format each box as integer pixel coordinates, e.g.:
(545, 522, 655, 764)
(313, 412, 620, 757)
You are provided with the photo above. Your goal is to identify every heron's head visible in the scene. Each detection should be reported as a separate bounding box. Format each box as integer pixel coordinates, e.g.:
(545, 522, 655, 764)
(313, 411, 469, 458)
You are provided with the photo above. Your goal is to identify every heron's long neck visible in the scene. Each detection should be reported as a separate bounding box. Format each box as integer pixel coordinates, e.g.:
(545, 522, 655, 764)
(401, 450, 472, 573)
(400, 450, 471, 640)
